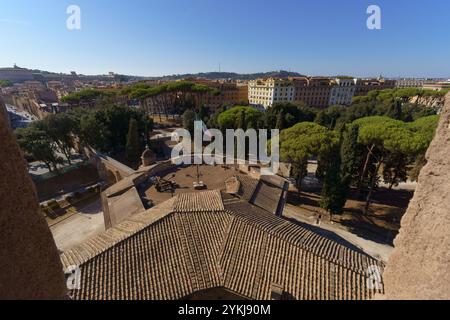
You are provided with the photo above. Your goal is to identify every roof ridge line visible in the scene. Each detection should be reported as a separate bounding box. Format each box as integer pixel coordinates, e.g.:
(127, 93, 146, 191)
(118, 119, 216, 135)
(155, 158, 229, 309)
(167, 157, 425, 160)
(223, 209, 378, 276)
(60, 201, 176, 268)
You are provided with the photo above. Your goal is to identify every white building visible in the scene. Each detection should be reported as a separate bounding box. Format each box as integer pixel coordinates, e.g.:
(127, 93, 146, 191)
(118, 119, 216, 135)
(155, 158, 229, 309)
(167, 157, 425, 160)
(329, 78, 357, 106)
(248, 78, 295, 109)
(395, 78, 427, 88)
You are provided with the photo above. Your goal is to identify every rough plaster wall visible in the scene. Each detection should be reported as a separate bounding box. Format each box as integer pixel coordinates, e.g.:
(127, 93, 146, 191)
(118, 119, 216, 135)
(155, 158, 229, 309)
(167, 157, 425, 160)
(0, 98, 66, 299)
(383, 93, 450, 299)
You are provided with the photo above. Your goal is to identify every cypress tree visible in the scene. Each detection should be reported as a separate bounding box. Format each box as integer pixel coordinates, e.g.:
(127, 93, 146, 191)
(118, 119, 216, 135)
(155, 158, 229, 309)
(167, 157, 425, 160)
(320, 144, 347, 219)
(125, 118, 140, 165)
(275, 111, 286, 130)
(340, 124, 363, 189)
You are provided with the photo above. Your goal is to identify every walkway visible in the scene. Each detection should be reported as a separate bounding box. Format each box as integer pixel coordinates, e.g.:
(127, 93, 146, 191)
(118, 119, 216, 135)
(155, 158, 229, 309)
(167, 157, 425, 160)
(283, 204, 394, 263)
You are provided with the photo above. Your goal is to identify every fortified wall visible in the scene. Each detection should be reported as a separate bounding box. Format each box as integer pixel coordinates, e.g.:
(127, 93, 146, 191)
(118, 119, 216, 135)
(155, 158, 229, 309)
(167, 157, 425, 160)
(382, 92, 450, 299)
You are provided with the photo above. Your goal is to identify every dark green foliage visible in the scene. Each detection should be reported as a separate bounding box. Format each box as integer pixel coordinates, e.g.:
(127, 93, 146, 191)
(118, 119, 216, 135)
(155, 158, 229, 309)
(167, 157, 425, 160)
(77, 105, 152, 153)
(125, 118, 140, 165)
(320, 143, 347, 216)
(40, 113, 78, 164)
(182, 109, 196, 134)
(265, 103, 316, 129)
(15, 124, 62, 171)
(0, 80, 12, 87)
(320, 92, 438, 128)
(61, 88, 118, 105)
(385, 100, 403, 120)
(352, 115, 438, 213)
(235, 110, 246, 129)
(198, 105, 210, 122)
(340, 124, 364, 187)
(315, 105, 347, 129)
(217, 105, 264, 130)
(382, 153, 408, 189)
(275, 111, 286, 130)
(278, 122, 337, 193)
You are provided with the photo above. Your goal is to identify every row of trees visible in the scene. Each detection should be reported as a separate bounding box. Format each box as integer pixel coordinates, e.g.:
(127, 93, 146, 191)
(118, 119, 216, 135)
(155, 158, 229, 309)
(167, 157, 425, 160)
(278, 115, 438, 216)
(352, 88, 449, 105)
(62, 81, 222, 122)
(191, 100, 439, 217)
(16, 105, 153, 171)
(60, 88, 120, 106)
(185, 97, 436, 134)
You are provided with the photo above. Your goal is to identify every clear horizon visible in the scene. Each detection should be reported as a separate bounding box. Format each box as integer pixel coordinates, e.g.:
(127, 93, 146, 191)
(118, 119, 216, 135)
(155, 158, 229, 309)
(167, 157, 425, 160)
(1, 0, 450, 78)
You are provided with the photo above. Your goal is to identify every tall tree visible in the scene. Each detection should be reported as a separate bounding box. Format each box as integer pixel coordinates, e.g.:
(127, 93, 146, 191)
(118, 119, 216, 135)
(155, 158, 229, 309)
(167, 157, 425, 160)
(125, 118, 140, 165)
(320, 143, 347, 220)
(353, 116, 436, 214)
(386, 99, 403, 120)
(382, 152, 408, 189)
(278, 122, 336, 195)
(340, 124, 364, 190)
(265, 102, 316, 129)
(41, 113, 78, 164)
(182, 109, 196, 134)
(275, 111, 286, 130)
(15, 125, 62, 172)
(315, 105, 346, 129)
(77, 105, 151, 153)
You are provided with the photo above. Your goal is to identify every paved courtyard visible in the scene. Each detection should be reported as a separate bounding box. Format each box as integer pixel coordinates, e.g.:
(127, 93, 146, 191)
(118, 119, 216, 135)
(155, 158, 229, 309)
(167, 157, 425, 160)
(145, 164, 240, 204)
(50, 199, 105, 252)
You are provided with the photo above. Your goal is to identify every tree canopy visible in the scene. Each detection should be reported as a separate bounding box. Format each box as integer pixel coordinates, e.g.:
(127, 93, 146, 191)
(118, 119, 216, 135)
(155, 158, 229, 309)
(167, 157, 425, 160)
(278, 122, 337, 191)
(77, 105, 152, 153)
(16, 124, 62, 172)
(217, 105, 264, 130)
(265, 103, 317, 130)
(0, 80, 12, 87)
(61, 88, 118, 104)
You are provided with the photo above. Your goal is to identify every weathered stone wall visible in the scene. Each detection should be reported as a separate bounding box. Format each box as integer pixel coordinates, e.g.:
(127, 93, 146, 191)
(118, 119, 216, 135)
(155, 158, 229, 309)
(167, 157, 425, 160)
(383, 92, 450, 299)
(83, 146, 135, 185)
(0, 97, 66, 299)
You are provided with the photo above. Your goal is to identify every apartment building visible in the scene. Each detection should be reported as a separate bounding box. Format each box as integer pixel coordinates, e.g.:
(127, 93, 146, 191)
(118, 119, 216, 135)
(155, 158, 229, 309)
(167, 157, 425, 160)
(192, 79, 249, 112)
(395, 78, 427, 88)
(354, 78, 396, 96)
(329, 77, 357, 106)
(422, 80, 450, 91)
(292, 77, 331, 108)
(248, 78, 295, 109)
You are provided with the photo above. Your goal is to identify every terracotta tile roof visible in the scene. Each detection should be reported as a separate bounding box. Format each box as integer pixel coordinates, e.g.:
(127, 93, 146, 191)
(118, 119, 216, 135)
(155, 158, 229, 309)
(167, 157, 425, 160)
(235, 175, 259, 201)
(62, 193, 383, 300)
(252, 181, 284, 215)
(173, 190, 224, 212)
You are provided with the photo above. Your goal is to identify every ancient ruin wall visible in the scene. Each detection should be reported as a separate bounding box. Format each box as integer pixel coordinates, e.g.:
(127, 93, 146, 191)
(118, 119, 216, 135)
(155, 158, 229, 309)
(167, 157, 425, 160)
(383, 92, 450, 299)
(0, 98, 66, 299)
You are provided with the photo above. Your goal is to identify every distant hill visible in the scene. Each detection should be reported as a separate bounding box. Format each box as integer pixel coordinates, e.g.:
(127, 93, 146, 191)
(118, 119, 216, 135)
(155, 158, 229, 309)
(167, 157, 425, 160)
(151, 70, 306, 81)
(1, 66, 306, 82)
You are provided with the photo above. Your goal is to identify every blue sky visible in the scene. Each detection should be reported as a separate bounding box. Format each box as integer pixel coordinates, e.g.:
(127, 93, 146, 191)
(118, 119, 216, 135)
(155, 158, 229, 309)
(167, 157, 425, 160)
(0, 0, 449, 77)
